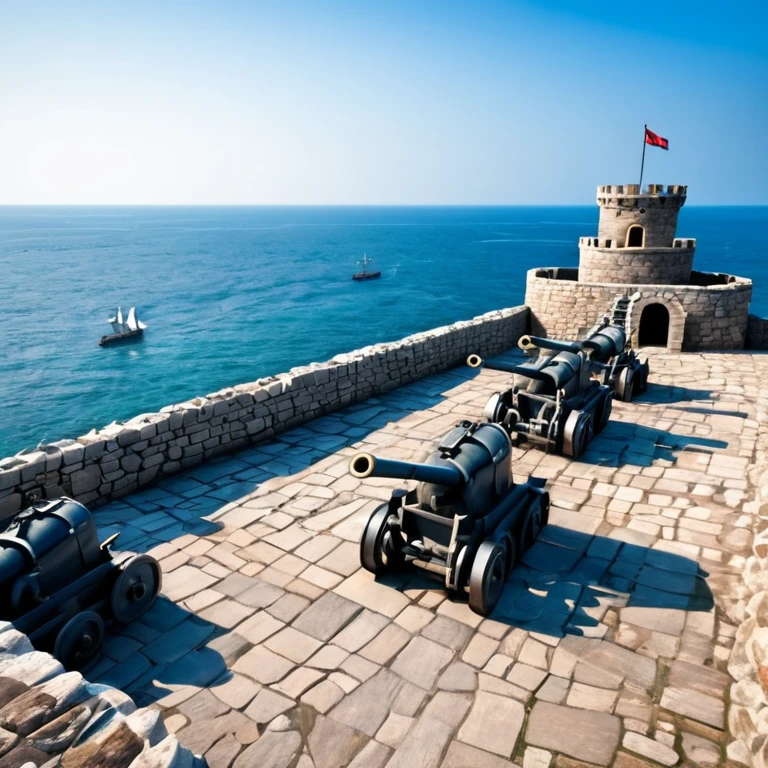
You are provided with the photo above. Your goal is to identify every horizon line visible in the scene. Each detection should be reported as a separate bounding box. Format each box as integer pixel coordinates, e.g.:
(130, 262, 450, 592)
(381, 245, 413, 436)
(1, 202, 766, 208)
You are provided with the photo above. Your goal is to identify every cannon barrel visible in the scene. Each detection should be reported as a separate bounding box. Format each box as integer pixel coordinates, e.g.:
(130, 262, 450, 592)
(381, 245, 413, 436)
(582, 325, 626, 363)
(349, 453, 464, 487)
(466, 355, 522, 374)
(518, 334, 583, 355)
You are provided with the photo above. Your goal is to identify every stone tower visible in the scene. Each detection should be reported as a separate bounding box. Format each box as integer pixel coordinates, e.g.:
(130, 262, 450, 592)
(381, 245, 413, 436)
(578, 184, 694, 285)
(525, 183, 753, 351)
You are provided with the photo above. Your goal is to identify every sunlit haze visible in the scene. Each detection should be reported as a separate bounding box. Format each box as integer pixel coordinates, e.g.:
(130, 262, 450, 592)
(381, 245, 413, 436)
(1, 0, 766, 205)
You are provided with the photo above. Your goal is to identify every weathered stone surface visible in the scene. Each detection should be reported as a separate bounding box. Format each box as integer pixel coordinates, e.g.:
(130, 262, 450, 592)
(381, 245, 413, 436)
(60, 721, 143, 768)
(526, 702, 620, 766)
(129, 734, 193, 768)
(442, 740, 516, 768)
(659, 687, 724, 729)
(0, 727, 18, 758)
(329, 669, 404, 736)
(384, 715, 453, 768)
(391, 637, 454, 691)
(622, 732, 678, 766)
(233, 729, 301, 768)
(292, 592, 361, 641)
(27, 704, 91, 753)
(244, 689, 294, 724)
(437, 662, 477, 692)
(421, 692, 473, 729)
(307, 715, 368, 768)
(458, 691, 524, 757)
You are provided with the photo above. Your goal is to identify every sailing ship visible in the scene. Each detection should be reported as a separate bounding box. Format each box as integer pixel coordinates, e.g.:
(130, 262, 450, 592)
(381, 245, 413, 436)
(352, 254, 381, 281)
(99, 307, 147, 346)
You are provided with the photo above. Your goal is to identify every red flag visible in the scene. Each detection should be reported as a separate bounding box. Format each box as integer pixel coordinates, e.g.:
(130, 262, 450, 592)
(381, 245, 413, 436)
(645, 128, 669, 150)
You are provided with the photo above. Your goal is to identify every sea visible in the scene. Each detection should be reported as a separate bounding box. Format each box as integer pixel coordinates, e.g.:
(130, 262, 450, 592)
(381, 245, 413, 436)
(1, 205, 766, 458)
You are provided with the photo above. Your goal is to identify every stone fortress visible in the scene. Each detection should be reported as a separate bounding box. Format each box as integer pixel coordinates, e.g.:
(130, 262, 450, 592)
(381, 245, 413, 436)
(526, 184, 755, 352)
(1, 183, 768, 768)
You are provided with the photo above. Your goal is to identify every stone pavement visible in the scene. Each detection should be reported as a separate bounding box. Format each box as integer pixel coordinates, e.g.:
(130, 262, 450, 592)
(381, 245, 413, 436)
(81, 350, 768, 768)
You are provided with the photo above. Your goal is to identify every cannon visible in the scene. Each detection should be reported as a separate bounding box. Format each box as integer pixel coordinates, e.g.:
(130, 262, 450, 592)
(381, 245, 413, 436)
(468, 336, 613, 458)
(351, 420, 549, 616)
(0, 498, 161, 670)
(580, 313, 650, 402)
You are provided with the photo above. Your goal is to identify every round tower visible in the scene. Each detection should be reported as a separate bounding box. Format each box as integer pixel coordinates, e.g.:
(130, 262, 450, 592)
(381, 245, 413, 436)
(578, 184, 695, 284)
(524, 182, 753, 352)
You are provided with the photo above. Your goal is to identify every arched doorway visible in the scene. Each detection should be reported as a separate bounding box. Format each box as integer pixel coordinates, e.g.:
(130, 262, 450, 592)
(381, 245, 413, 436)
(626, 225, 644, 247)
(639, 303, 669, 346)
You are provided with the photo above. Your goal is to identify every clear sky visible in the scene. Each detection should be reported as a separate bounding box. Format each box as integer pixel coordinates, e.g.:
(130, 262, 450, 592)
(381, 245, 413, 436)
(1, 0, 766, 205)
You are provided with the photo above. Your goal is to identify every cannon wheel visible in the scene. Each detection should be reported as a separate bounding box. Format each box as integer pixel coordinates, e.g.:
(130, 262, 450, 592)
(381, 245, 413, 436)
(595, 390, 613, 433)
(468, 541, 507, 616)
(563, 410, 593, 459)
(360, 503, 402, 574)
(483, 393, 503, 423)
(54, 611, 104, 671)
(616, 367, 635, 402)
(521, 491, 550, 550)
(500, 532, 519, 577)
(111, 554, 162, 624)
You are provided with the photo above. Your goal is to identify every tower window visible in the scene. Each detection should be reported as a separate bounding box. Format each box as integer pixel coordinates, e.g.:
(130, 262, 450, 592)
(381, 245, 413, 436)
(626, 225, 644, 248)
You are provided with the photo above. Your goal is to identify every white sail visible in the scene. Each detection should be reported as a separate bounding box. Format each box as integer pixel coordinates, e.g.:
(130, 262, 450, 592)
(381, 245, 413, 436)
(126, 307, 138, 331)
(137, 319, 147, 330)
(117, 307, 124, 326)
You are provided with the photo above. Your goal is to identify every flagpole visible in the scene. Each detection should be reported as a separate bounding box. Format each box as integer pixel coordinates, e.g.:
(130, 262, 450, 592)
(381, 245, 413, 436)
(639, 123, 647, 191)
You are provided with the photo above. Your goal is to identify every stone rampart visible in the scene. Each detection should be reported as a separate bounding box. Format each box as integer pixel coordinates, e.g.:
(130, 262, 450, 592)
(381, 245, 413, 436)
(0, 305, 529, 518)
(578, 242, 695, 284)
(747, 314, 768, 351)
(525, 268, 752, 351)
(0, 621, 204, 766)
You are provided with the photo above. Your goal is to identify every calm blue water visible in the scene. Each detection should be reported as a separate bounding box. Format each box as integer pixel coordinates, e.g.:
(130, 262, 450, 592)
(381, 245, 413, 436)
(1, 205, 766, 457)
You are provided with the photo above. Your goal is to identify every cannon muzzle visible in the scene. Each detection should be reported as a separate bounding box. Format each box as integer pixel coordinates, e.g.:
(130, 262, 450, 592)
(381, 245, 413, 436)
(467, 354, 483, 368)
(518, 334, 583, 355)
(465, 354, 521, 374)
(350, 453, 464, 487)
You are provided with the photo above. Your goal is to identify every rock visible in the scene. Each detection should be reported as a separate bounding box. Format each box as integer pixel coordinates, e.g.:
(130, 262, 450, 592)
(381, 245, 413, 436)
(441, 740, 516, 768)
(129, 734, 194, 768)
(243, 689, 294, 724)
(390, 637, 454, 691)
(125, 708, 168, 746)
(85, 684, 137, 716)
(458, 691, 525, 758)
(0, 678, 29, 710)
(0, 727, 18, 758)
(526, 701, 620, 766)
(681, 732, 720, 765)
(384, 715, 454, 768)
(0, 630, 33, 658)
(28, 704, 91, 753)
(659, 687, 724, 729)
(291, 593, 361, 642)
(0, 652, 63, 687)
(307, 715, 368, 768)
(727, 738, 753, 767)
(233, 729, 301, 768)
(0, 671, 87, 736)
(622, 732, 678, 766)
(0, 742, 50, 768)
(375, 713, 413, 749)
(524, 747, 553, 768)
(328, 669, 404, 737)
(205, 733, 240, 768)
(437, 663, 477, 692)
(267, 715, 292, 732)
(60, 721, 143, 768)
(421, 692, 473, 729)
(346, 740, 391, 768)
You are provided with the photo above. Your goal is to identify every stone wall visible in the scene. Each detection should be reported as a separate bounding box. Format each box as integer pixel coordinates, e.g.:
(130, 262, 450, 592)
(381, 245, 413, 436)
(525, 269, 752, 351)
(0, 621, 204, 767)
(726, 424, 768, 766)
(747, 315, 768, 351)
(0, 305, 529, 518)
(596, 184, 687, 247)
(578, 241, 695, 285)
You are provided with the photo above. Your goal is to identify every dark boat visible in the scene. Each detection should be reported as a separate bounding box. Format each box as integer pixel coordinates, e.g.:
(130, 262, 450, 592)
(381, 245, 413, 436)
(99, 306, 147, 347)
(352, 254, 381, 281)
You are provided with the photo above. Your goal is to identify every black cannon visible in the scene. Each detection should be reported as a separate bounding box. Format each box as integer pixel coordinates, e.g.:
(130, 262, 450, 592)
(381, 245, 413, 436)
(579, 319, 650, 402)
(468, 335, 613, 458)
(0, 498, 161, 670)
(351, 420, 549, 616)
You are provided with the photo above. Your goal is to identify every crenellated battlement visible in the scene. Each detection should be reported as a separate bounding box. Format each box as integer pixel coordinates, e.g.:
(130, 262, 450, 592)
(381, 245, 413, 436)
(578, 236, 696, 250)
(597, 184, 687, 198)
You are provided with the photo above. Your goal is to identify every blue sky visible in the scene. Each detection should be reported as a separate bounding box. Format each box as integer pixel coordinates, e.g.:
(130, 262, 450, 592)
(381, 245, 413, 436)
(1, 1, 766, 204)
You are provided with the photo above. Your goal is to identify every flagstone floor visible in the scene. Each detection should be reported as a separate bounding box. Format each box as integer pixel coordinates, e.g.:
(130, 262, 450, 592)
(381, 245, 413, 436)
(83, 349, 768, 768)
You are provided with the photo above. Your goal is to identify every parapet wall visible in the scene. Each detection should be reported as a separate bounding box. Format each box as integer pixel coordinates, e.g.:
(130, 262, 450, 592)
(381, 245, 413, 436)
(578, 243, 695, 285)
(747, 314, 768, 351)
(526, 269, 752, 351)
(0, 305, 529, 518)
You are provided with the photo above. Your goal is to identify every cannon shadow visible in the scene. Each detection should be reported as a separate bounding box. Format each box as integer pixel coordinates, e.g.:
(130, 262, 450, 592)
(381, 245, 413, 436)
(390, 524, 712, 638)
(578, 422, 728, 468)
(93, 368, 475, 554)
(81, 595, 229, 708)
(632, 382, 714, 405)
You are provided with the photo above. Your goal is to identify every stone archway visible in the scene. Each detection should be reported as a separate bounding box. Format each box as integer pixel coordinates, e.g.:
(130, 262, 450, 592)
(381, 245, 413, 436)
(639, 304, 669, 346)
(628, 294, 686, 352)
(626, 225, 645, 248)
